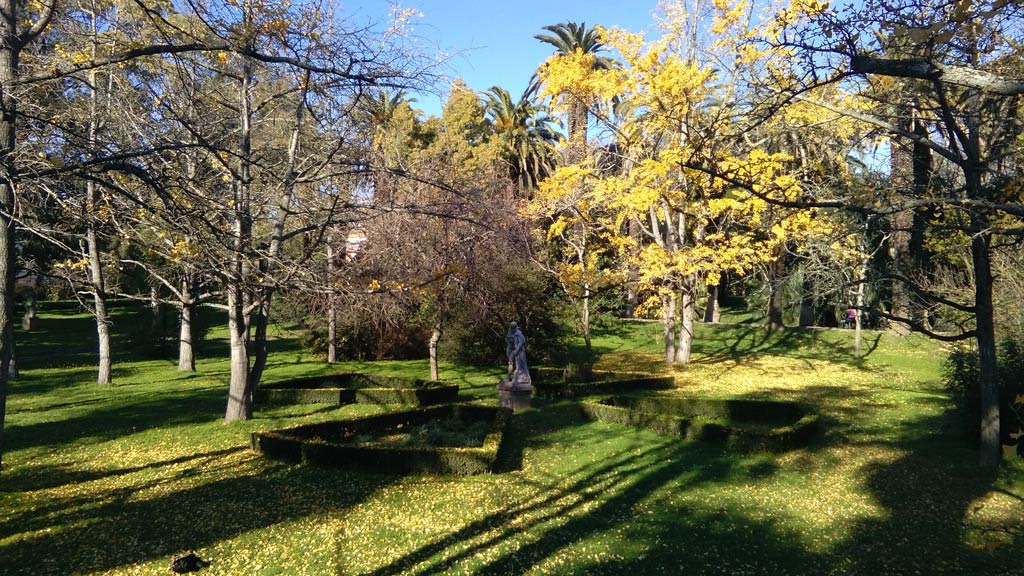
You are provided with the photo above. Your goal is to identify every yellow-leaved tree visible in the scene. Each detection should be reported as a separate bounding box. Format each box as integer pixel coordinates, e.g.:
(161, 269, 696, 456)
(530, 1, 865, 365)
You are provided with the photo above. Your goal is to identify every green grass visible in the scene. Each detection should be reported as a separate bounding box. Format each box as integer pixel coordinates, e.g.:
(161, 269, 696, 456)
(1, 308, 1022, 575)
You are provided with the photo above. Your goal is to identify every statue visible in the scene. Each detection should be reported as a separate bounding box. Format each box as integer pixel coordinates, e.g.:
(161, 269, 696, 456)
(500, 322, 532, 392)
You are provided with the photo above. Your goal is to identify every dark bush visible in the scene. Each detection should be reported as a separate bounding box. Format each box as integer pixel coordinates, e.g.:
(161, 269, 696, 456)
(439, 264, 571, 367)
(251, 404, 512, 475)
(255, 373, 458, 407)
(532, 369, 675, 399)
(580, 396, 820, 452)
(943, 341, 1024, 455)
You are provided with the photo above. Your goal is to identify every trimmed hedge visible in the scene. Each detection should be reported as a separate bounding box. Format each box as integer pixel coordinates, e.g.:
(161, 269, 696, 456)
(255, 373, 458, 407)
(252, 404, 512, 475)
(532, 368, 674, 399)
(581, 396, 820, 452)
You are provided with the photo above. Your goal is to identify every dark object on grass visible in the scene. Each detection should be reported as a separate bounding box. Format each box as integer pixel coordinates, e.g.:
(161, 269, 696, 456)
(171, 553, 209, 573)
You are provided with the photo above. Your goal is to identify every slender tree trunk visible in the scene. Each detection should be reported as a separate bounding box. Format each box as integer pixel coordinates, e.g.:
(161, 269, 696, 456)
(429, 320, 441, 381)
(0, 0, 55, 472)
(87, 222, 112, 385)
(799, 276, 815, 327)
(624, 219, 641, 318)
(178, 278, 194, 372)
(248, 294, 270, 397)
(5, 324, 13, 379)
(766, 251, 786, 330)
(675, 287, 695, 365)
(21, 288, 35, 331)
(855, 255, 868, 358)
(225, 282, 252, 421)
(973, 232, 1000, 467)
(224, 50, 255, 423)
(661, 292, 677, 364)
(0, 4, 20, 473)
(326, 238, 337, 364)
(703, 284, 720, 323)
(149, 285, 160, 335)
(85, 60, 111, 385)
(581, 281, 592, 352)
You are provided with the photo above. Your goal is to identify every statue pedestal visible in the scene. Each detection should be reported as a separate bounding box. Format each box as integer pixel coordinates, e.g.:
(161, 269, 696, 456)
(497, 378, 533, 411)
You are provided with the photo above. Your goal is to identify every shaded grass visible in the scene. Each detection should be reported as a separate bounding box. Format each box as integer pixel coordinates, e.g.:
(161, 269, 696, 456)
(1, 308, 1021, 575)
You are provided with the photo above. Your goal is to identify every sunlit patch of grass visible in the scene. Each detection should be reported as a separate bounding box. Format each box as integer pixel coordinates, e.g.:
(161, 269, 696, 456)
(1, 308, 1021, 574)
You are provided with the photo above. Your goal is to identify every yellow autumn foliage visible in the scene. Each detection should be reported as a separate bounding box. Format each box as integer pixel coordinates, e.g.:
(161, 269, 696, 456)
(527, 3, 866, 321)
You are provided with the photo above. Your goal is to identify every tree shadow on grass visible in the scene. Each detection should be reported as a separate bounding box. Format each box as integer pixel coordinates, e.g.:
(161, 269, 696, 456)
(835, 412, 1017, 574)
(0, 446, 250, 541)
(5, 384, 226, 453)
(338, 428, 832, 576)
(688, 324, 884, 368)
(1, 457, 398, 575)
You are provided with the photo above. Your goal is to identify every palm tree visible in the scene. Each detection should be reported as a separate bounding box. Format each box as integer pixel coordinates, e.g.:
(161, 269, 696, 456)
(534, 22, 617, 164)
(354, 90, 416, 205)
(483, 86, 561, 194)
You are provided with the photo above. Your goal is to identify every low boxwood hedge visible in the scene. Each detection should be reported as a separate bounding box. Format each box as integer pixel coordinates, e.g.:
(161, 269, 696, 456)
(532, 368, 674, 399)
(580, 396, 820, 452)
(255, 373, 458, 407)
(251, 404, 512, 475)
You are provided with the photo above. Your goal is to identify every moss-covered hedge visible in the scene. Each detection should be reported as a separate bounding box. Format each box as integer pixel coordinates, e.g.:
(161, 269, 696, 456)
(251, 404, 512, 475)
(532, 368, 674, 398)
(580, 396, 820, 452)
(255, 373, 458, 407)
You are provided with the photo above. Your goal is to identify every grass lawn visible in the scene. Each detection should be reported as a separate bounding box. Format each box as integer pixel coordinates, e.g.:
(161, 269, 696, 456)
(1, 308, 1022, 575)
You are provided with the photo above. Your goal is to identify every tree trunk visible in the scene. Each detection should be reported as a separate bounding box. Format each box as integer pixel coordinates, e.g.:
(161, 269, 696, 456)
(973, 232, 1000, 467)
(87, 221, 112, 385)
(178, 278, 195, 372)
(888, 208, 914, 335)
(567, 101, 588, 166)
(661, 292, 677, 364)
(248, 295, 270, 399)
(224, 281, 252, 422)
(0, 4, 20, 473)
(624, 218, 641, 318)
(855, 253, 869, 359)
(429, 321, 441, 381)
(5, 325, 13, 379)
(21, 289, 35, 331)
(675, 288, 694, 365)
(703, 283, 720, 323)
(224, 50, 255, 423)
(326, 239, 337, 364)
(581, 281, 592, 353)
(799, 276, 815, 327)
(766, 251, 786, 330)
(149, 285, 160, 337)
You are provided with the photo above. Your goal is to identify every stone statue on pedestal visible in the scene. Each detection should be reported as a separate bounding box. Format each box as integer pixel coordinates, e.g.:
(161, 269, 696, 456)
(499, 322, 532, 392)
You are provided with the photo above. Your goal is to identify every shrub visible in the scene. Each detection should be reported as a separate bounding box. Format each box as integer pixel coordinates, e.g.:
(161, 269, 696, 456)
(255, 373, 458, 407)
(942, 341, 1024, 455)
(531, 369, 675, 399)
(439, 264, 571, 367)
(580, 396, 819, 452)
(251, 404, 512, 475)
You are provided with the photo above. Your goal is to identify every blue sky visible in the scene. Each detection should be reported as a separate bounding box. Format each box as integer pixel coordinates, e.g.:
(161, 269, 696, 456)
(347, 1, 662, 116)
